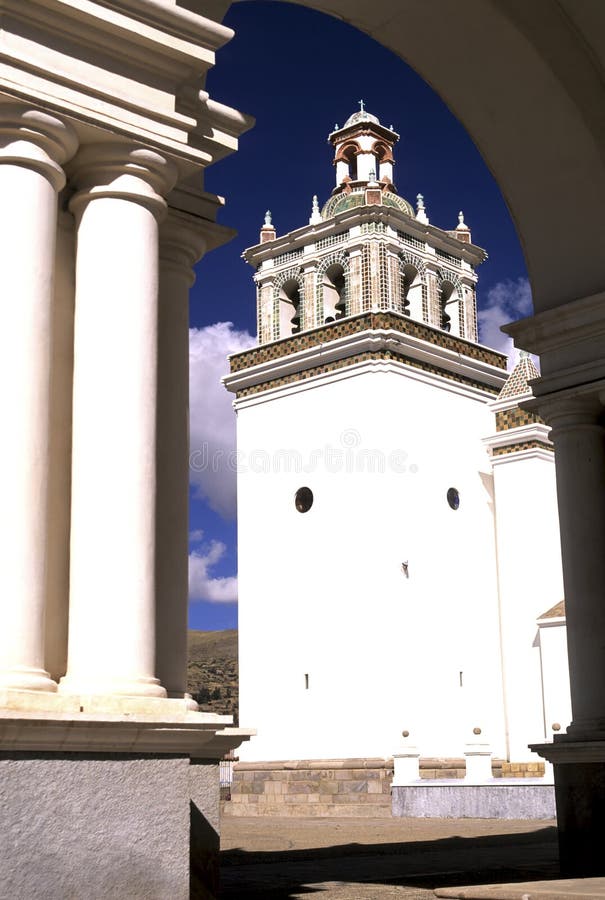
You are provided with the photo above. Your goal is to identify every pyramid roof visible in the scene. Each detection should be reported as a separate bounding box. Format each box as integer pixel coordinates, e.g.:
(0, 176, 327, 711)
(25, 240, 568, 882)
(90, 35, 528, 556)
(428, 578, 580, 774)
(498, 351, 540, 401)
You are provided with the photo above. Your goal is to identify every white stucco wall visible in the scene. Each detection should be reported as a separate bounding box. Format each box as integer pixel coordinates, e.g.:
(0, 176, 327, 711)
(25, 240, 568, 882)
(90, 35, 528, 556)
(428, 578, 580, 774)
(539, 619, 572, 738)
(236, 362, 506, 761)
(491, 450, 566, 760)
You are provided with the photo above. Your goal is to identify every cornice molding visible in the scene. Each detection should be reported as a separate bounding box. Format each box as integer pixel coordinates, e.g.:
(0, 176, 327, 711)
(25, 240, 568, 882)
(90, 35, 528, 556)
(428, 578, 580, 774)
(224, 326, 506, 397)
(228, 351, 501, 412)
(0, 712, 254, 757)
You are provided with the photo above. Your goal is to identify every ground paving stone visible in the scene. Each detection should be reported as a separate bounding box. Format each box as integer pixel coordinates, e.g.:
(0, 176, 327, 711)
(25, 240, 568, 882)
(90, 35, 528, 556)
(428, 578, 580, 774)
(219, 816, 559, 899)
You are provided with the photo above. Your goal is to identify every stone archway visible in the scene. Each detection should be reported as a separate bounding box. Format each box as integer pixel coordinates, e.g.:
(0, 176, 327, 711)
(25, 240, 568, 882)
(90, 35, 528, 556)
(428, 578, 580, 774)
(211, 0, 605, 877)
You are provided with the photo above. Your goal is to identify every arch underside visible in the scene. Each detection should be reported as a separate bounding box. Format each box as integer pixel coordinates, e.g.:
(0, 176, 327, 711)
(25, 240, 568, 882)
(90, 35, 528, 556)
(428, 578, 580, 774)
(222, 0, 605, 315)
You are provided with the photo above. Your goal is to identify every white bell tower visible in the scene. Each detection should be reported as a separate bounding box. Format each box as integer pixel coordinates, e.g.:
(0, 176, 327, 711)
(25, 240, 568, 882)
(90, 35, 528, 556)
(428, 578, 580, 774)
(225, 105, 510, 765)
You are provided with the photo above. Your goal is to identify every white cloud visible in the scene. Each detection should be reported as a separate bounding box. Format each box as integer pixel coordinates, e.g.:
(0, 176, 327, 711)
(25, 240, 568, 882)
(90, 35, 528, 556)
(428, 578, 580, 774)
(189, 322, 255, 518)
(477, 277, 534, 370)
(189, 540, 238, 604)
(189, 529, 204, 543)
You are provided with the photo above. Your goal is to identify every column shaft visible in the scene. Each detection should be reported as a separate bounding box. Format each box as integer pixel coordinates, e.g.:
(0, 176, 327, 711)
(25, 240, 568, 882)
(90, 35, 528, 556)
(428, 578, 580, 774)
(155, 214, 203, 696)
(44, 210, 76, 682)
(548, 400, 605, 734)
(62, 145, 176, 697)
(0, 106, 77, 691)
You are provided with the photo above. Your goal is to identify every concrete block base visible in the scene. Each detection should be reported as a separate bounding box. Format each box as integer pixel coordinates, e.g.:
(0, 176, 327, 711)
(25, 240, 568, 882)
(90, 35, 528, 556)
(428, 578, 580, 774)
(392, 779, 556, 819)
(0, 752, 220, 900)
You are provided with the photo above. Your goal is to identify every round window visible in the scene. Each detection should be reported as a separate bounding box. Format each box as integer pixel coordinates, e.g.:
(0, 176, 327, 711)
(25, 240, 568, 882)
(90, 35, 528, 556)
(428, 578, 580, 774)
(447, 487, 460, 510)
(295, 487, 314, 513)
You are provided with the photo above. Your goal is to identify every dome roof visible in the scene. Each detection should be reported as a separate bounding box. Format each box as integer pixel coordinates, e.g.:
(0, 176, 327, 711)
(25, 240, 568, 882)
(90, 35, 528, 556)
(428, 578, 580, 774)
(343, 108, 381, 128)
(321, 190, 414, 219)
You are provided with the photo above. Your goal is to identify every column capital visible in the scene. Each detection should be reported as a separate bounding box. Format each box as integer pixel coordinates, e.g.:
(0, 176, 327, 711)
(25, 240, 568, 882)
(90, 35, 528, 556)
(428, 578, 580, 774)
(0, 104, 78, 191)
(68, 143, 178, 220)
(160, 208, 208, 288)
(533, 393, 604, 432)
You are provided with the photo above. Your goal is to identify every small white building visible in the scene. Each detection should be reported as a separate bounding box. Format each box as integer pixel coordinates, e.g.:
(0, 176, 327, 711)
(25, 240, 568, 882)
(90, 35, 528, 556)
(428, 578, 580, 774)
(224, 105, 570, 777)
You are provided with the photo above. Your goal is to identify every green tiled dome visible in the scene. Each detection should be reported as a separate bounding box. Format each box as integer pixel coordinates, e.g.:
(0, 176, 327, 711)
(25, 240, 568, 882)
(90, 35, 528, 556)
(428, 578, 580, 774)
(321, 190, 414, 220)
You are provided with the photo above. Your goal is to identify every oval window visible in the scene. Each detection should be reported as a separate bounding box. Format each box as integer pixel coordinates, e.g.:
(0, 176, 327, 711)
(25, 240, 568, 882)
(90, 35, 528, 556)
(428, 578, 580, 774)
(447, 487, 460, 510)
(295, 487, 314, 513)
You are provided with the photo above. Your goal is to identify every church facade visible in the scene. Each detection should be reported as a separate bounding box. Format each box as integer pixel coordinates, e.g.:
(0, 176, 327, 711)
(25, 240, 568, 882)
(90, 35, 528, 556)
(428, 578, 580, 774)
(225, 106, 570, 774)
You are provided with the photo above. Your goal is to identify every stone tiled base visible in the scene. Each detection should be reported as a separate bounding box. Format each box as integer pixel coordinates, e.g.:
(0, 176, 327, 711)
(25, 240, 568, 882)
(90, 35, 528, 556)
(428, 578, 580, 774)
(225, 758, 547, 817)
(501, 761, 545, 778)
(226, 758, 393, 817)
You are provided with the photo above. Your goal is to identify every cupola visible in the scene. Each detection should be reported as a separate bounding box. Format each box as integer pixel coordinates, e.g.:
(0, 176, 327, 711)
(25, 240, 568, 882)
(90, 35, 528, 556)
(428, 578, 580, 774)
(328, 101, 399, 196)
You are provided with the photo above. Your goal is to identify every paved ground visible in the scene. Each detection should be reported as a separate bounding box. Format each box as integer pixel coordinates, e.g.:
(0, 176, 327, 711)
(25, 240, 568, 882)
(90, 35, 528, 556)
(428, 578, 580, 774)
(220, 816, 560, 899)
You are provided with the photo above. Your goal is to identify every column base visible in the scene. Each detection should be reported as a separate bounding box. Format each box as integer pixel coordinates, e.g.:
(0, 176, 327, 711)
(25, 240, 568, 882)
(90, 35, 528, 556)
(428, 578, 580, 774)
(58, 674, 167, 699)
(531, 735, 605, 876)
(0, 666, 57, 693)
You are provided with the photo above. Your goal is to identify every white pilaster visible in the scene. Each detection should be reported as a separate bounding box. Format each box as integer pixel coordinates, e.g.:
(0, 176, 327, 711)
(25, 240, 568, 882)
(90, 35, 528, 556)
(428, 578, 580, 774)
(155, 209, 206, 698)
(60, 143, 177, 698)
(0, 105, 78, 692)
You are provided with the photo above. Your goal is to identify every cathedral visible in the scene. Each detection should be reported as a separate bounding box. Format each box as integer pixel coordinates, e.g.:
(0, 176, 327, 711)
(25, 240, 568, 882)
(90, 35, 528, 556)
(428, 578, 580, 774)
(224, 105, 571, 805)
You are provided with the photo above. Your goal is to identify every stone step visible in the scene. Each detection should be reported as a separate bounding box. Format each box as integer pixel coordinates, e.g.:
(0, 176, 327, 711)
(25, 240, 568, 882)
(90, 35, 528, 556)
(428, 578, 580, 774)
(223, 800, 393, 818)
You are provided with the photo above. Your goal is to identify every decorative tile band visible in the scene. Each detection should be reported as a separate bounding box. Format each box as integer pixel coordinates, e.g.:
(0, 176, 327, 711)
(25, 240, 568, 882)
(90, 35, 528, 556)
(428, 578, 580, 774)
(492, 441, 553, 456)
(495, 407, 543, 431)
(235, 347, 502, 399)
(229, 311, 507, 374)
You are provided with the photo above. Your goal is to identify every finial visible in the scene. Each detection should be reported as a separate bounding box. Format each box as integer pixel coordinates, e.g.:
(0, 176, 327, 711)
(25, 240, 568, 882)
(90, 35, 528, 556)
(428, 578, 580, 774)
(334, 123, 339, 131)
(359, 99, 365, 113)
(309, 194, 322, 225)
(520, 349, 531, 360)
(264, 209, 272, 226)
(416, 193, 429, 225)
(455, 209, 470, 239)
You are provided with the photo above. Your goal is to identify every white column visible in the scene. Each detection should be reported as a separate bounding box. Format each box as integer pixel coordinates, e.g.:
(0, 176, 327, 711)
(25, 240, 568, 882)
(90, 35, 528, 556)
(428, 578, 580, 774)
(60, 144, 177, 698)
(541, 396, 605, 736)
(44, 210, 77, 682)
(155, 210, 206, 697)
(0, 105, 77, 692)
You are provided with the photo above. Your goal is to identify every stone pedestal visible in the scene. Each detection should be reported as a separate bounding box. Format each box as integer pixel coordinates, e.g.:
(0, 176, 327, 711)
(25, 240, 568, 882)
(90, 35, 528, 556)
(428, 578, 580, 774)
(464, 742, 494, 784)
(392, 743, 421, 785)
(531, 737, 605, 876)
(0, 709, 252, 899)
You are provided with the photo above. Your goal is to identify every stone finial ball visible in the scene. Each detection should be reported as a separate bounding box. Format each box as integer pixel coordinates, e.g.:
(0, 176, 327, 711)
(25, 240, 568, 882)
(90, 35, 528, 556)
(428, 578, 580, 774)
(552, 722, 561, 732)
(473, 727, 482, 735)
(402, 730, 410, 738)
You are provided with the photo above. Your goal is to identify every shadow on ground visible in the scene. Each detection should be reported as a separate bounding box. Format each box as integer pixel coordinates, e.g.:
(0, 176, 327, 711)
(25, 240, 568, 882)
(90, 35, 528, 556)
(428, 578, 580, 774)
(220, 826, 559, 899)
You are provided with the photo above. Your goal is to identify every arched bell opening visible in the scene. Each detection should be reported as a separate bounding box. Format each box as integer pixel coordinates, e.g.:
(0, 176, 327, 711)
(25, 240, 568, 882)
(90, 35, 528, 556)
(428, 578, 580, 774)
(439, 280, 461, 336)
(322, 263, 346, 323)
(278, 279, 302, 337)
(401, 263, 422, 319)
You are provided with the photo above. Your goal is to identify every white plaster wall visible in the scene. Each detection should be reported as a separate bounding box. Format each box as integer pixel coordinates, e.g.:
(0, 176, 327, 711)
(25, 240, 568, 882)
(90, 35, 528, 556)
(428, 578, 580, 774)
(539, 621, 572, 736)
(237, 364, 505, 761)
(491, 453, 566, 760)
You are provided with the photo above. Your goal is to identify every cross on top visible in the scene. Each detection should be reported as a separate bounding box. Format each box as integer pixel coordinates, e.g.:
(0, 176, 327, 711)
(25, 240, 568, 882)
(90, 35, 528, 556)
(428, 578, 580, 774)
(359, 99, 365, 112)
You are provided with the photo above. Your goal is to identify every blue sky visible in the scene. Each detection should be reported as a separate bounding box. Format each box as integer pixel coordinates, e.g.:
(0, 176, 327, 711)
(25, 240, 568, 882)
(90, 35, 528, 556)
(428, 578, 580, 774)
(186, 1, 530, 631)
